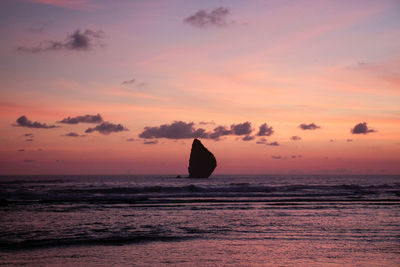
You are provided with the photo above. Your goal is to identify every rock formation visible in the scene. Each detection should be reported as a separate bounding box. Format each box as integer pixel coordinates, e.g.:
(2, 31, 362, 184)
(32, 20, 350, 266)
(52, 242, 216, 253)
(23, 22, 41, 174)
(188, 139, 217, 178)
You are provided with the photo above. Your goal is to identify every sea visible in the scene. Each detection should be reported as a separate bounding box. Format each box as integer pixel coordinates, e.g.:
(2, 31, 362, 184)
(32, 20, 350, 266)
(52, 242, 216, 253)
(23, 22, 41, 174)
(0, 174, 399, 266)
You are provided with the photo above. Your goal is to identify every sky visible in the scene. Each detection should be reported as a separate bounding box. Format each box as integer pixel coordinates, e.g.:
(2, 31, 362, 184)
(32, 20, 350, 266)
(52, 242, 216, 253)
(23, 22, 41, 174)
(0, 0, 399, 175)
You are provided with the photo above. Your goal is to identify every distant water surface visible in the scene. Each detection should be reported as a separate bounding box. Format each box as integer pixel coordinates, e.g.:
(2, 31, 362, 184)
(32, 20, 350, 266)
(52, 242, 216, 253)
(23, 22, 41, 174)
(0, 175, 399, 266)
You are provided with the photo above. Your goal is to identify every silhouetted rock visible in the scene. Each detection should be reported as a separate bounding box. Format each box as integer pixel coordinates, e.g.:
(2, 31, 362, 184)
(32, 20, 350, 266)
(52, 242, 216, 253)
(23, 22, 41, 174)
(188, 139, 217, 178)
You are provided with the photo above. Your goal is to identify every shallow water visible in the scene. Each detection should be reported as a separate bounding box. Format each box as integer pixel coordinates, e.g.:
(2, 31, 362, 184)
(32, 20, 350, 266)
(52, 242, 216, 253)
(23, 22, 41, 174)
(0, 175, 399, 266)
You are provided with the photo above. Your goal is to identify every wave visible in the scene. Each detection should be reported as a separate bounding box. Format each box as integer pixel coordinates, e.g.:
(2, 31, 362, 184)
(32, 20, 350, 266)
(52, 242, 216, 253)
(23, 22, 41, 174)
(46, 183, 400, 194)
(1, 181, 399, 206)
(0, 234, 194, 251)
(0, 179, 66, 185)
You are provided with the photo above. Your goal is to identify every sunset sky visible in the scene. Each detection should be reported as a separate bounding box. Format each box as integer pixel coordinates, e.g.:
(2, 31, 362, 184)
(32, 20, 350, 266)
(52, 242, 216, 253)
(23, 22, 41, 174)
(0, 0, 399, 175)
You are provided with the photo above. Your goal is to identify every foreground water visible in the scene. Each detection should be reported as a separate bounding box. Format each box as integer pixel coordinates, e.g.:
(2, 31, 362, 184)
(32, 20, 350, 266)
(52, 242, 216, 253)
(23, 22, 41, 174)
(0, 175, 399, 266)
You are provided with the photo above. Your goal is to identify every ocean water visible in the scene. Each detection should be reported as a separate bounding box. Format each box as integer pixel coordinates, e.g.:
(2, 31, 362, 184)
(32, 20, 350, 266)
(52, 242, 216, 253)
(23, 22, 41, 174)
(0, 175, 399, 266)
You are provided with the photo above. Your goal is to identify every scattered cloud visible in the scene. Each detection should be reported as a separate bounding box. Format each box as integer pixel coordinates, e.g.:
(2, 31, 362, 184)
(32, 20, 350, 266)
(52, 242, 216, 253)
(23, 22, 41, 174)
(121, 78, 148, 89)
(299, 123, 321, 130)
(25, 138, 34, 142)
(290, 136, 301, 141)
(126, 138, 135, 142)
(272, 155, 282, 159)
(257, 123, 274, 136)
(139, 121, 208, 139)
(242, 135, 255, 141)
(27, 21, 51, 33)
(27, 25, 46, 33)
(208, 125, 231, 140)
(17, 29, 103, 53)
(60, 114, 103, 124)
(268, 141, 280, 146)
(198, 121, 215, 125)
(23, 133, 34, 137)
(184, 7, 231, 28)
(291, 155, 297, 158)
(85, 122, 128, 135)
(329, 139, 335, 142)
(63, 132, 86, 137)
(65, 132, 79, 137)
(13, 115, 58, 129)
(255, 137, 279, 146)
(256, 137, 268, 144)
(231, 122, 252, 135)
(24, 159, 36, 163)
(143, 140, 158, 145)
(347, 139, 353, 142)
(122, 78, 135, 85)
(18, 149, 25, 152)
(137, 82, 147, 88)
(138, 121, 258, 141)
(351, 122, 376, 134)
(209, 121, 252, 140)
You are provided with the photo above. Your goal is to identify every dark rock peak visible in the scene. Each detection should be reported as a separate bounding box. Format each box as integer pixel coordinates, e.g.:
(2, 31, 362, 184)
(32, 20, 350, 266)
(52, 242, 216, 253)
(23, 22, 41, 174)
(188, 138, 217, 178)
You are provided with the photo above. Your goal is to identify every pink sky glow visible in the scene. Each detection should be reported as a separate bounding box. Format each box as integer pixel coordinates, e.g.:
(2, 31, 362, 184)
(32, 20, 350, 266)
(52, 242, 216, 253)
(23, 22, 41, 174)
(0, 0, 399, 174)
